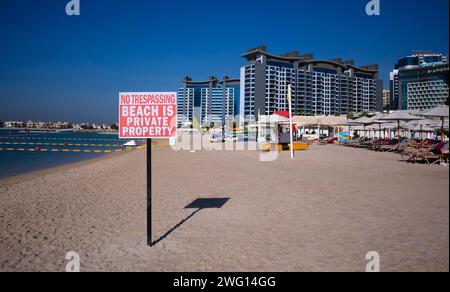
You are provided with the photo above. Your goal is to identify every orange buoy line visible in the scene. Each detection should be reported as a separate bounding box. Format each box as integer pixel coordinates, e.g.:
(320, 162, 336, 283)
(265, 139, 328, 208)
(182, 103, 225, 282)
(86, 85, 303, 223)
(0, 146, 147, 153)
(0, 136, 127, 142)
(0, 141, 126, 147)
(0, 144, 186, 154)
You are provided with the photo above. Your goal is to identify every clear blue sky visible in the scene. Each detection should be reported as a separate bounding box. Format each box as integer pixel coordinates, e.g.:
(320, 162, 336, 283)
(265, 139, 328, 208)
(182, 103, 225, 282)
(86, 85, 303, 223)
(0, 0, 448, 123)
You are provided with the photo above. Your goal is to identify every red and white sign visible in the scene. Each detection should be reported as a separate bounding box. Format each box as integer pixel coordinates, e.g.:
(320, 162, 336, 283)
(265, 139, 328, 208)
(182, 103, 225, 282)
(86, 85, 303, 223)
(119, 92, 177, 139)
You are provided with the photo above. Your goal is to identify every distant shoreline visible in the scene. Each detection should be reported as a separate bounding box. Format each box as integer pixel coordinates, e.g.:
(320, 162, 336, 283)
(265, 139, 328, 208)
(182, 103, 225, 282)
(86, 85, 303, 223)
(0, 128, 119, 134)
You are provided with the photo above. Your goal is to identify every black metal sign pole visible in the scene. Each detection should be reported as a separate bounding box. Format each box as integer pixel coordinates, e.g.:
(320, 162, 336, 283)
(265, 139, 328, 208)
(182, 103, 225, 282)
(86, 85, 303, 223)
(147, 138, 152, 246)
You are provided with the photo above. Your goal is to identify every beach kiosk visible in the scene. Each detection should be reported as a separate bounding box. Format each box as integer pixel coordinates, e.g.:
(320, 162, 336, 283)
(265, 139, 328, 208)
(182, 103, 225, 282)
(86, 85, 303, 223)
(258, 111, 309, 152)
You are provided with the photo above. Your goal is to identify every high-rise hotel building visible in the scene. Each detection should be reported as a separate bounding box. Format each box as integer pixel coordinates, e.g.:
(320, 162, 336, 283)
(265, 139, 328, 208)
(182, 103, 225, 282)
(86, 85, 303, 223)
(177, 76, 240, 127)
(383, 89, 390, 110)
(240, 46, 383, 121)
(390, 52, 449, 110)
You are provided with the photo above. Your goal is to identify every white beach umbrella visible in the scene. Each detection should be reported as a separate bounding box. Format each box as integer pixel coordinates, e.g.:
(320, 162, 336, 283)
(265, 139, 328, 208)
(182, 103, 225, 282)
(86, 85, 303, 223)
(380, 111, 425, 122)
(382, 122, 407, 140)
(380, 112, 424, 132)
(407, 119, 433, 126)
(334, 119, 356, 126)
(403, 119, 437, 142)
(382, 121, 409, 129)
(421, 106, 449, 141)
(408, 121, 435, 133)
(405, 109, 426, 116)
(380, 112, 425, 148)
(431, 120, 449, 130)
(410, 124, 436, 132)
(364, 114, 387, 139)
(421, 105, 449, 118)
(407, 120, 436, 139)
(382, 121, 408, 132)
(351, 117, 373, 126)
(350, 116, 373, 137)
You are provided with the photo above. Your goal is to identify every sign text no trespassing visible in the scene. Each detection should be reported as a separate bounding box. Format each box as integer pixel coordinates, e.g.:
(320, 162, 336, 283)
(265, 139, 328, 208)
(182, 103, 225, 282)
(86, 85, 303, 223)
(119, 92, 177, 139)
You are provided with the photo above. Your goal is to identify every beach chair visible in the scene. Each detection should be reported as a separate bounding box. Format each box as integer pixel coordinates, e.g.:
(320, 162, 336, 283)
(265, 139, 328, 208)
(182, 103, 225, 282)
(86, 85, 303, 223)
(354, 138, 370, 148)
(360, 139, 374, 149)
(423, 153, 442, 165)
(400, 140, 434, 162)
(403, 142, 449, 165)
(381, 139, 403, 152)
(370, 138, 389, 151)
(441, 149, 449, 165)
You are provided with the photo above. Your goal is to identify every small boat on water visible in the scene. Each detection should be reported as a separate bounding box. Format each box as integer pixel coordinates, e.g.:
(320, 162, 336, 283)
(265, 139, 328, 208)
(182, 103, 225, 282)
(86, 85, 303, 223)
(123, 140, 138, 147)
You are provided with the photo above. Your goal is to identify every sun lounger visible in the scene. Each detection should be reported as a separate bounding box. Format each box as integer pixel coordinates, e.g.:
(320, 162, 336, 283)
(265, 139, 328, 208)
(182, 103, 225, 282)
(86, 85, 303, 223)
(402, 142, 449, 165)
(381, 139, 405, 152)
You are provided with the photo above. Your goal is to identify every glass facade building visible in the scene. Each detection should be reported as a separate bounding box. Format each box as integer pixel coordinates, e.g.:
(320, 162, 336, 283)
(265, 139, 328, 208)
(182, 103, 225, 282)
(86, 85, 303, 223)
(390, 52, 449, 110)
(177, 76, 240, 127)
(239, 46, 383, 122)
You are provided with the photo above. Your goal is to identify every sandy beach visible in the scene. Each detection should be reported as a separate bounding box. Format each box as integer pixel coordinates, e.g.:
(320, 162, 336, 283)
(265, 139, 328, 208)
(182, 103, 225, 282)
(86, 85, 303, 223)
(0, 144, 448, 272)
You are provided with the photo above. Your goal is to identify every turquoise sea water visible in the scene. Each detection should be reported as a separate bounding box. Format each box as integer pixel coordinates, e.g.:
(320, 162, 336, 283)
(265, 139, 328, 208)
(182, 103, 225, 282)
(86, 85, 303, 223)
(0, 129, 131, 179)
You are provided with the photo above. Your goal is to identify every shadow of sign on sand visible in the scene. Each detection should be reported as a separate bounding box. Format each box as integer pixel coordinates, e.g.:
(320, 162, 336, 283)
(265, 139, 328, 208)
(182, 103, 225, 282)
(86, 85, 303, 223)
(152, 198, 230, 246)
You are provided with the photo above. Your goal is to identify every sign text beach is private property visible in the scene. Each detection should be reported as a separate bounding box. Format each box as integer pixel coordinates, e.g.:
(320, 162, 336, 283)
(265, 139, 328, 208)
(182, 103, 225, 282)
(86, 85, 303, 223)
(119, 92, 177, 139)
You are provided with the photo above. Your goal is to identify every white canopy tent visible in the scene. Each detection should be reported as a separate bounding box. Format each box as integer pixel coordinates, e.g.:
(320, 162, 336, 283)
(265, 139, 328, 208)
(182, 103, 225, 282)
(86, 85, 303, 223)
(292, 116, 347, 140)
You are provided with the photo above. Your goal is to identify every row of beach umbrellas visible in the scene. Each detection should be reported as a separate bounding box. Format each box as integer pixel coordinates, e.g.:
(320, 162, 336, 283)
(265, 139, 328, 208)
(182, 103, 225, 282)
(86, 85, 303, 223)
(337, 106, 449, 147)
